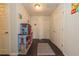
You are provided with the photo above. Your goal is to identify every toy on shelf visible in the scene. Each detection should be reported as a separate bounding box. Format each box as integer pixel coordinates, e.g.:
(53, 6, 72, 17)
(20, 23, 28, 35)
(71, 3, 79, 14)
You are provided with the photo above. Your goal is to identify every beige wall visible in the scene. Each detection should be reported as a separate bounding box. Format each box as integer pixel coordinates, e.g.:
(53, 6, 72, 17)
(50, 3, 79, 56)
(30, 16, 50, 39)
(9, 4, 30, 55)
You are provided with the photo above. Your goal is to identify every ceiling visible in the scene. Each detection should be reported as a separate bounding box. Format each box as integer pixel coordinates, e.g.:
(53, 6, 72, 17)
(23, 3, 59, 16)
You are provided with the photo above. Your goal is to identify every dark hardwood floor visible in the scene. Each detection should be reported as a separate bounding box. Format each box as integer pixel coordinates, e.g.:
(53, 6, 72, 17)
(26, 39, 64, 56)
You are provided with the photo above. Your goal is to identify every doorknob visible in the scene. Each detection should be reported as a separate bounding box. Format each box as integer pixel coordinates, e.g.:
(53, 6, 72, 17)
(5, 32, 8, 34)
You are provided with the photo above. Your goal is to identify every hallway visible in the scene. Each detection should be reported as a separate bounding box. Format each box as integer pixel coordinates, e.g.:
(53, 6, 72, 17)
(0, 3, 79, 56)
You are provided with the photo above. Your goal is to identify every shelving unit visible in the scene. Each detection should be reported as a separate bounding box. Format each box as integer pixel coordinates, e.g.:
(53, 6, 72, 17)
(18, 23, 33, 55)
(26, 41, 32, 54)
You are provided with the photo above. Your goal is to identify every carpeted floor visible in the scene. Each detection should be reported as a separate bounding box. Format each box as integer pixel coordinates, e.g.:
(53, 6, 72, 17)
(37, 43, 55, 56)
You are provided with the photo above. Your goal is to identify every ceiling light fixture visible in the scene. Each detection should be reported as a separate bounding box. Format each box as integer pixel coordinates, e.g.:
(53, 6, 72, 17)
(34, 4, 40, 9)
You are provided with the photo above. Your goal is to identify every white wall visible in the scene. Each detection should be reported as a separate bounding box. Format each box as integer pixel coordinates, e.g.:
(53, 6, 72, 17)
(50, 3, 79, 56)
(50, 4, 64, 54)
(9, 4, 30, 55)
(30, 16, 50, 39)
(63, 4, 79, 56)
(16, 4, 30, 34)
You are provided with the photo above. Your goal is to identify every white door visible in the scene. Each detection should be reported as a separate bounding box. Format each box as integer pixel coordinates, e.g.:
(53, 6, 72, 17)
(0, 4, 9, 54)
(31, 19, 39, 39)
